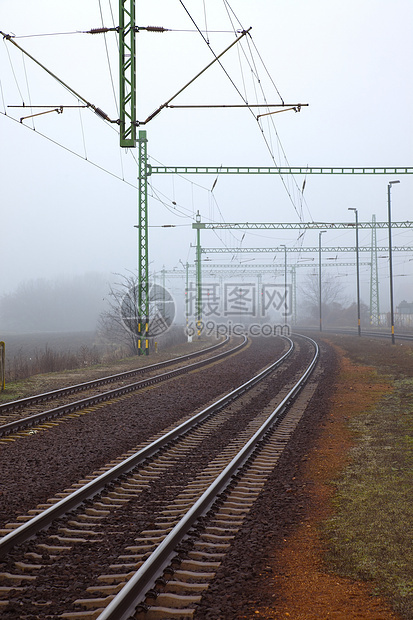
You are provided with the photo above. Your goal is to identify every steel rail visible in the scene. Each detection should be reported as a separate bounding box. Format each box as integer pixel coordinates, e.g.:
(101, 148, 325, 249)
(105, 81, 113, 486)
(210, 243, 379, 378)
(97, 334, 319, 620)
(295, 327, 413, 342)
(0, 337, 243, 438)
(0, 337, 230, 414)
(0, 335, 295, 557)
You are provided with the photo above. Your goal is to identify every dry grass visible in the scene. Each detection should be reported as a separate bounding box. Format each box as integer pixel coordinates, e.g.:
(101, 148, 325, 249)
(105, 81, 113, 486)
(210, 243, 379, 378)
(0, 328, 212, 403)
(1, 326, 189, 385)
(4, 345, 103, 381)
(322, 337, 413, 618)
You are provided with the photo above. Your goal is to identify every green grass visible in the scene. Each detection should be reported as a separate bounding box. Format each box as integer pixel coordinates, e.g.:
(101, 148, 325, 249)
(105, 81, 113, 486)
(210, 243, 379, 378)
(323, 377, 413, 618)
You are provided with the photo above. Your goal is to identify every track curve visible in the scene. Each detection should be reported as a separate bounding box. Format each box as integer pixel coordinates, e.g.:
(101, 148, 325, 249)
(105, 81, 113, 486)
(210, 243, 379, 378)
(0, 335, 322, 618)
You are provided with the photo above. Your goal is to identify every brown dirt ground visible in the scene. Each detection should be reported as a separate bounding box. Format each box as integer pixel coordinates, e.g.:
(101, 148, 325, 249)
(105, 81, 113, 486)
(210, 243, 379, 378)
(249, 339, 403, 620)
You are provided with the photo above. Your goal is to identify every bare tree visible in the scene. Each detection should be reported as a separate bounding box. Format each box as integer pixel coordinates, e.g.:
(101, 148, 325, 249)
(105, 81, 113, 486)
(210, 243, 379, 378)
(97, 272, 178, 355)
(98, 273, 140, 355)
(298, 272, 346, 324)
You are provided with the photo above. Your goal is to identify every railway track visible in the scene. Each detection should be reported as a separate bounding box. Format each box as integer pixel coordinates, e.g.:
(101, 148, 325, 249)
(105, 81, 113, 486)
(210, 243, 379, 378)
(0, 336, 242, 438)
(0, 337, 230, 415)
(296, 326, 413, 342)
(0, 334, 320, 619)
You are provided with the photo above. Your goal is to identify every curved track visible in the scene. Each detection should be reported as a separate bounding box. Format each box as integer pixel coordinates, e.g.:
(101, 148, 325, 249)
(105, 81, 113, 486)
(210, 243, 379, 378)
(0, 334, 320, 619)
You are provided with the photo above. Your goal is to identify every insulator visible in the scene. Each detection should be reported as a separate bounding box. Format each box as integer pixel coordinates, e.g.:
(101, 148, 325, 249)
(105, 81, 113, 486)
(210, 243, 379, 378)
(145, 25, 167, 32)
(88, 27, 110, 34)
(94, 107, 110, 121)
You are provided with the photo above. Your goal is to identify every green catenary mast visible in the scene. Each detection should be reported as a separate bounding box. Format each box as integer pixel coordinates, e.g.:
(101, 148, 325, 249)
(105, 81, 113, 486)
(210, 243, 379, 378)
(119, 0, 149, 354)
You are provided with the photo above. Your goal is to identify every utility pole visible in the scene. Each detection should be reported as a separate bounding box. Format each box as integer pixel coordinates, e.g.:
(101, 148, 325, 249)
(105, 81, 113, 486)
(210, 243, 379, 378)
(370, 215, 380, 326)
(388, 180, 400, 344)
(318, 231, 326, 331)
(280, 245, 288, 323)
(291, 265, 297, 325)
(195, 211, 202, 338)
(180, 260, 190, 340)
(257, 273, 262, 318)
(348, 208, 361, 336)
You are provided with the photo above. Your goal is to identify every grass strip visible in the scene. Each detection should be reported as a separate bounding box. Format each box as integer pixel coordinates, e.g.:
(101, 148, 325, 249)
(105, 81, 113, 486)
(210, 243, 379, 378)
(323, 362, 413, 618)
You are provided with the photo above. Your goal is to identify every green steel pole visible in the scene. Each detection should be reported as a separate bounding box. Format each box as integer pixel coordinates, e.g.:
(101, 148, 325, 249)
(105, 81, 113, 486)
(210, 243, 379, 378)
(119, 0, 136, 147)
(138, 130, 149, 354)
(196, 211, 202, 338)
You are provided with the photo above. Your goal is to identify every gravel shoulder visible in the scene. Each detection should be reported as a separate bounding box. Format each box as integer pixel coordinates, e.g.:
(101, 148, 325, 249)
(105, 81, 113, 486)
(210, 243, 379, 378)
(194, 334, 413, 619)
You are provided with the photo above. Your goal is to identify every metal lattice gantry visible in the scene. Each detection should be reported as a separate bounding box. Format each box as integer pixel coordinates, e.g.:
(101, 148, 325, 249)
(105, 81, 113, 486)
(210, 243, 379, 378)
(193, 221, 413, 231)
(191, 216, 413, 328)
(161, 261, 372, 326)
(200, 246, 413, 254)
(150, 166, 413, 176)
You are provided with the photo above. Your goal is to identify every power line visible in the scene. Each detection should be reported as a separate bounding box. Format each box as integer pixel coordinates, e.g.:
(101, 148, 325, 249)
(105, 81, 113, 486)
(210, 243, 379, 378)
(0, 110, 137, 189)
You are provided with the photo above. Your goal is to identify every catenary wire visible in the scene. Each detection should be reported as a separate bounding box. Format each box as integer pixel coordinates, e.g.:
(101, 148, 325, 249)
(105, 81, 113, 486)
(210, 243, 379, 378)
(98, 0, 119, 114)
(224, 0, 314, 225)
(181, 1, 312, 225)
(3, 39, 25, 102)
(0, 110, 137, 189)
(22, 53, 35, 129)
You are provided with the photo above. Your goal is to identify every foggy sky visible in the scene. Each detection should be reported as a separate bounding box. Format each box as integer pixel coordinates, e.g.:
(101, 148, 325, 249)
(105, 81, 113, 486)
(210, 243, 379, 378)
(1, 0, 412, 314)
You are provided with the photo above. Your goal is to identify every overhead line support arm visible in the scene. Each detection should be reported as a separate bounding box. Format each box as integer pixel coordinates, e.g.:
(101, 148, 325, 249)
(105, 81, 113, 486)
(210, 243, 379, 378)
(140, 28, 252, 125)
(1, 30, 116, 124)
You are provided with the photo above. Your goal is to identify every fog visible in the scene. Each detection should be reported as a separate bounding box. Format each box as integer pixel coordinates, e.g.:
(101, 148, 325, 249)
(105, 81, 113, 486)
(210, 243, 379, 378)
(1, 0, 412, 335)
(0, 273, 111, 332)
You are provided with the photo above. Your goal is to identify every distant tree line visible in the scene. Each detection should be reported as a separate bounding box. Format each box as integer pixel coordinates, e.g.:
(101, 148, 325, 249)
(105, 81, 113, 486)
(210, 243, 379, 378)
(0, 273, 110, 332)
(297, 273, 370, 327)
